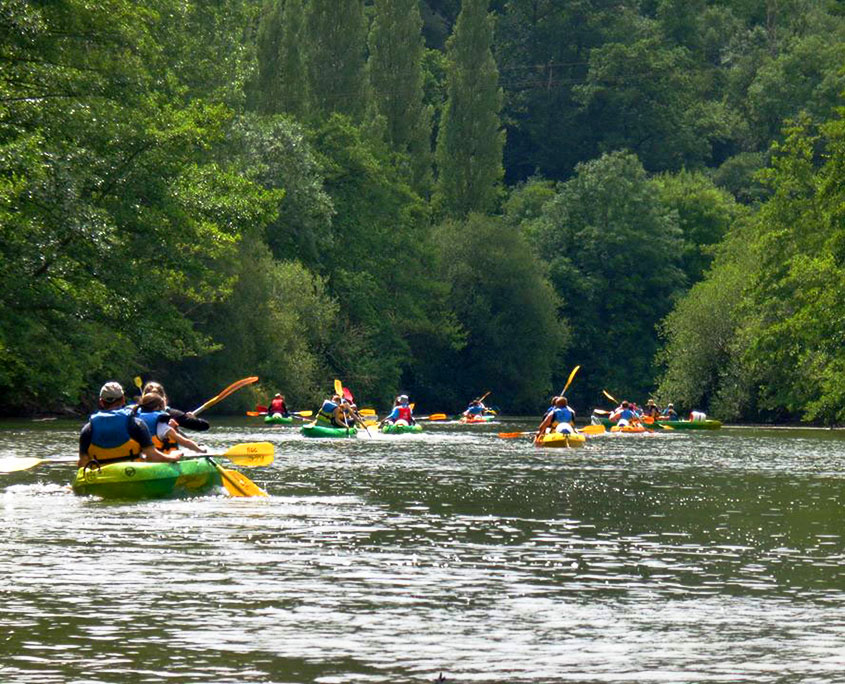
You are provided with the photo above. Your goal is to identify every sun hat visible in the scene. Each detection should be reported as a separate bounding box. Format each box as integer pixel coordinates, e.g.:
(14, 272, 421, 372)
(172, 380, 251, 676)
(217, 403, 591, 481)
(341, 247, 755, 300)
(99, 382, 124, 402)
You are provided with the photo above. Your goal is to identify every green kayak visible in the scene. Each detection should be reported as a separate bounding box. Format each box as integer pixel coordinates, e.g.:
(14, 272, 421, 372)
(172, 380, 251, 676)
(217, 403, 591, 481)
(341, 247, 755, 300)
(381, 422, 423, 434)
(72, 458, 223, 500)
(300, 423, 357, 438)
(264, 413, 293, 425)
(597, 417, 722, 430)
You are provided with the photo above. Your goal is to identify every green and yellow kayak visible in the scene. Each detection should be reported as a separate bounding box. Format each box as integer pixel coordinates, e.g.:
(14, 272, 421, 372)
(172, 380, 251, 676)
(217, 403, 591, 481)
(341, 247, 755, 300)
(300, 423, 357, 438)
(381, 422, 423, 435)
(72, 458, 222, 500)
(598, 418, 722, 430)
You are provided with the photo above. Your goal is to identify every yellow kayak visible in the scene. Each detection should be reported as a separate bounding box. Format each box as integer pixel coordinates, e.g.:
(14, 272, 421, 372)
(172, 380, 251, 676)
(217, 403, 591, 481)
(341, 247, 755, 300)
(534, 432, 587, 448)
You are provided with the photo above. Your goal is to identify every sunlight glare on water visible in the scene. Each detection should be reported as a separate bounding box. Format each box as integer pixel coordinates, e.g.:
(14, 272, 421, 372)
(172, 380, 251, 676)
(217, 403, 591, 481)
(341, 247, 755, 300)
(1, 419, 844, 683)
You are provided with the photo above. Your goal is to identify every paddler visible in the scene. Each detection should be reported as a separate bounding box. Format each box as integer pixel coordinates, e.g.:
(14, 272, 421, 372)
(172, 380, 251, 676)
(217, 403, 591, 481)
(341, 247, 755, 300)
(609, 400, 638, 427)
(535, 396, 576, 443)
(381, 395, 415, 427)
(662, 403, 678, 419)
(78, 382, 180, 468)
(315, 394, 355, 428)
(642, 399, 661, 419)
(462, 399, 487, 419)
(268, 392, 290, 418)
(134, 393, 206, 454)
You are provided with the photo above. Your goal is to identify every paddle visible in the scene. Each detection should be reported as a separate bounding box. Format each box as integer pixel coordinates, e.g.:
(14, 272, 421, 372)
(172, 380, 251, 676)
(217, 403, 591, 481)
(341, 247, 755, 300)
(191, 376, 259, 416)
(602, 390, 619, 404)
(642, 416, 673, 431)
(417, 413, 447, 421)
(498, 424, 605, 439)
(0, 442, 275, 474)
(206, 458, 267, 497)
(134, 376, 143, 395)
(561, 365, 581, 396)
(247, 409, 312, 418)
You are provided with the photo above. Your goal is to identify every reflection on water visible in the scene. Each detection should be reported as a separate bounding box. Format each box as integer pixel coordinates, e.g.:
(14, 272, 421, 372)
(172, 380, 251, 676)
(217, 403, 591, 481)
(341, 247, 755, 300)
(1, 419, 844, 682)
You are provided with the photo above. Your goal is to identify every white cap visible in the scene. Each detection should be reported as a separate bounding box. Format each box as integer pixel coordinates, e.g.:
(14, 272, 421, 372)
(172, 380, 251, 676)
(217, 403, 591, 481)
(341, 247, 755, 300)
(99, 382, 124, 402)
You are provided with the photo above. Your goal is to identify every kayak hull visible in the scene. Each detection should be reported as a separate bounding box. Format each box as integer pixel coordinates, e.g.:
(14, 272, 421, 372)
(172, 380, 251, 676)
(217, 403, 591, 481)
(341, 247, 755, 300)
(381, 423, 423, 435)
(72, 458, 222, 500)
(459, 415, 495, 424)
(535, 432, 586, 448)
(301, 423, 357, 438)
(264, 414, 293, 424)
(598, 418, 721, 430)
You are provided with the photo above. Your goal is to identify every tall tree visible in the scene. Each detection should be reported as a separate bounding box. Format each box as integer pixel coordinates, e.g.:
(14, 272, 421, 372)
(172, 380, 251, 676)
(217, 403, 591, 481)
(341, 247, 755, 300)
(304, 0, 369, 120)
(524, 151, 686, 402)
(434, 0, 505, 217)
(278, 0, 308, 117)
(368, 0, 434, 194)
(254, 0, 285, 114)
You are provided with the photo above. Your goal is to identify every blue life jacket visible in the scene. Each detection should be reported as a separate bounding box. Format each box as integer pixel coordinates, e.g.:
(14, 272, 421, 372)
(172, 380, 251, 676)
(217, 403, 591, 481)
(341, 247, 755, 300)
(552, 406, 574, 425)
(88, 408, 141, 463)
(317, 400, 339, 425)
(136, 409, 177, 452)
(466, 404, 484, 416)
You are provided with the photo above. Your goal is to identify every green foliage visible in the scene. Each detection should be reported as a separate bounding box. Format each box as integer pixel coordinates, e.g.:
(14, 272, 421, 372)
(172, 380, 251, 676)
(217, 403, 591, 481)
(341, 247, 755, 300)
(658, 111, 845, 424)
(433, 214, 569, 411)
(305, 0, 369, 120)
(368, 0, 434, 194)
(309, 115, 461, 407)
(435, 0, 505, 217)
(525, 151, 686, 403)
(654, 170, 747, 284)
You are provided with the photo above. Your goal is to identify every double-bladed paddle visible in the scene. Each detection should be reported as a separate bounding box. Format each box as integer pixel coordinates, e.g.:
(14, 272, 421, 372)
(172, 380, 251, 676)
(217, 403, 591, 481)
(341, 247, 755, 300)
(0, 441, 275, 474)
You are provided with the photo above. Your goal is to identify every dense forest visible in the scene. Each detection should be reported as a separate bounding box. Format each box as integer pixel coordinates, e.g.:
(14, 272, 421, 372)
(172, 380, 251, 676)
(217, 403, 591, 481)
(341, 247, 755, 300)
(1, 0, 843, 422)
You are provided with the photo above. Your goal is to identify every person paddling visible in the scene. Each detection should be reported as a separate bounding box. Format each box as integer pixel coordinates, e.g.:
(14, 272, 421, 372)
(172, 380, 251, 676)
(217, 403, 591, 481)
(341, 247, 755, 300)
(78, 382, 180, 468)
(662, 403, 678, 420)
(268, 393, 290, 418)
(315, 394, 354, 429)
(535, 396, 576, 443)
(134, 393, 206, 455)
(381, 395, 415, 428)
(462, 399, 487, 419)
(643, 399, 660, 419)
(609, 400, 638, 427)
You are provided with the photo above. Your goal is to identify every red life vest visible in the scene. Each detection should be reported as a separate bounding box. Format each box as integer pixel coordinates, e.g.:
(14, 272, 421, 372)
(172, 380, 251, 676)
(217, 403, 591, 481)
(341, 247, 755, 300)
(270, 398, 285, 413)
(397, 405, 412, 422)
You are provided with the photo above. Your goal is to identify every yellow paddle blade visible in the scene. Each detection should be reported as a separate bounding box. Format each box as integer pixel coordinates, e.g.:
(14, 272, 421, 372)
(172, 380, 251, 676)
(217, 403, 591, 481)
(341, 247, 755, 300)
(334, 378, 343, 396)
(215, 464, 268, 497)
(191, 376, 259, 416)
(579, 424, 606, 435)
(427, 413, 447, 420)
(294, 410, 313, 417)
(497, 431, 533, 439)
(219, 442, 274, 467)
(358, 408, 376, 416)
(0, 457, 51, 473)
(134, 376, 143, 390)
(602, 390, 618, 404)
(561, 365, 581, 396)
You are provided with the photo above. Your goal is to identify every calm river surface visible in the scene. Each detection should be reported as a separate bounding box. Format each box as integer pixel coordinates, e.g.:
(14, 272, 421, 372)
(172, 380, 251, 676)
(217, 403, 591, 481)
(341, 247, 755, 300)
(1, 417, 844, 683)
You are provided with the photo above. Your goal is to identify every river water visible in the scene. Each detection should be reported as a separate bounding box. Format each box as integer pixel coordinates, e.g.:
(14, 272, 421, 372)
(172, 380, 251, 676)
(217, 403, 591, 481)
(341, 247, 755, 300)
(1, 418, 843, 683)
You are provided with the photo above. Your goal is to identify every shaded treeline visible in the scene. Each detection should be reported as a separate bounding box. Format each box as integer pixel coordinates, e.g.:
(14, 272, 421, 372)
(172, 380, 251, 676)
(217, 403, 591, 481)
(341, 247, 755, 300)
(1, 0, 843, 422)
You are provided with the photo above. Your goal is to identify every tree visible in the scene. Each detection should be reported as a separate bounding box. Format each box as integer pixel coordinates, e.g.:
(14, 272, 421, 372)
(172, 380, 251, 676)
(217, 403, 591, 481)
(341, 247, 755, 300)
(368, 0, 434, 194)
(254, 0, 285, 114)
(654, 170, 747, 285)
(524, 151, 685, 402)
(432, 214, 568, 411)
(434, 0, 505, 217)
(305, 0, 369, 120)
